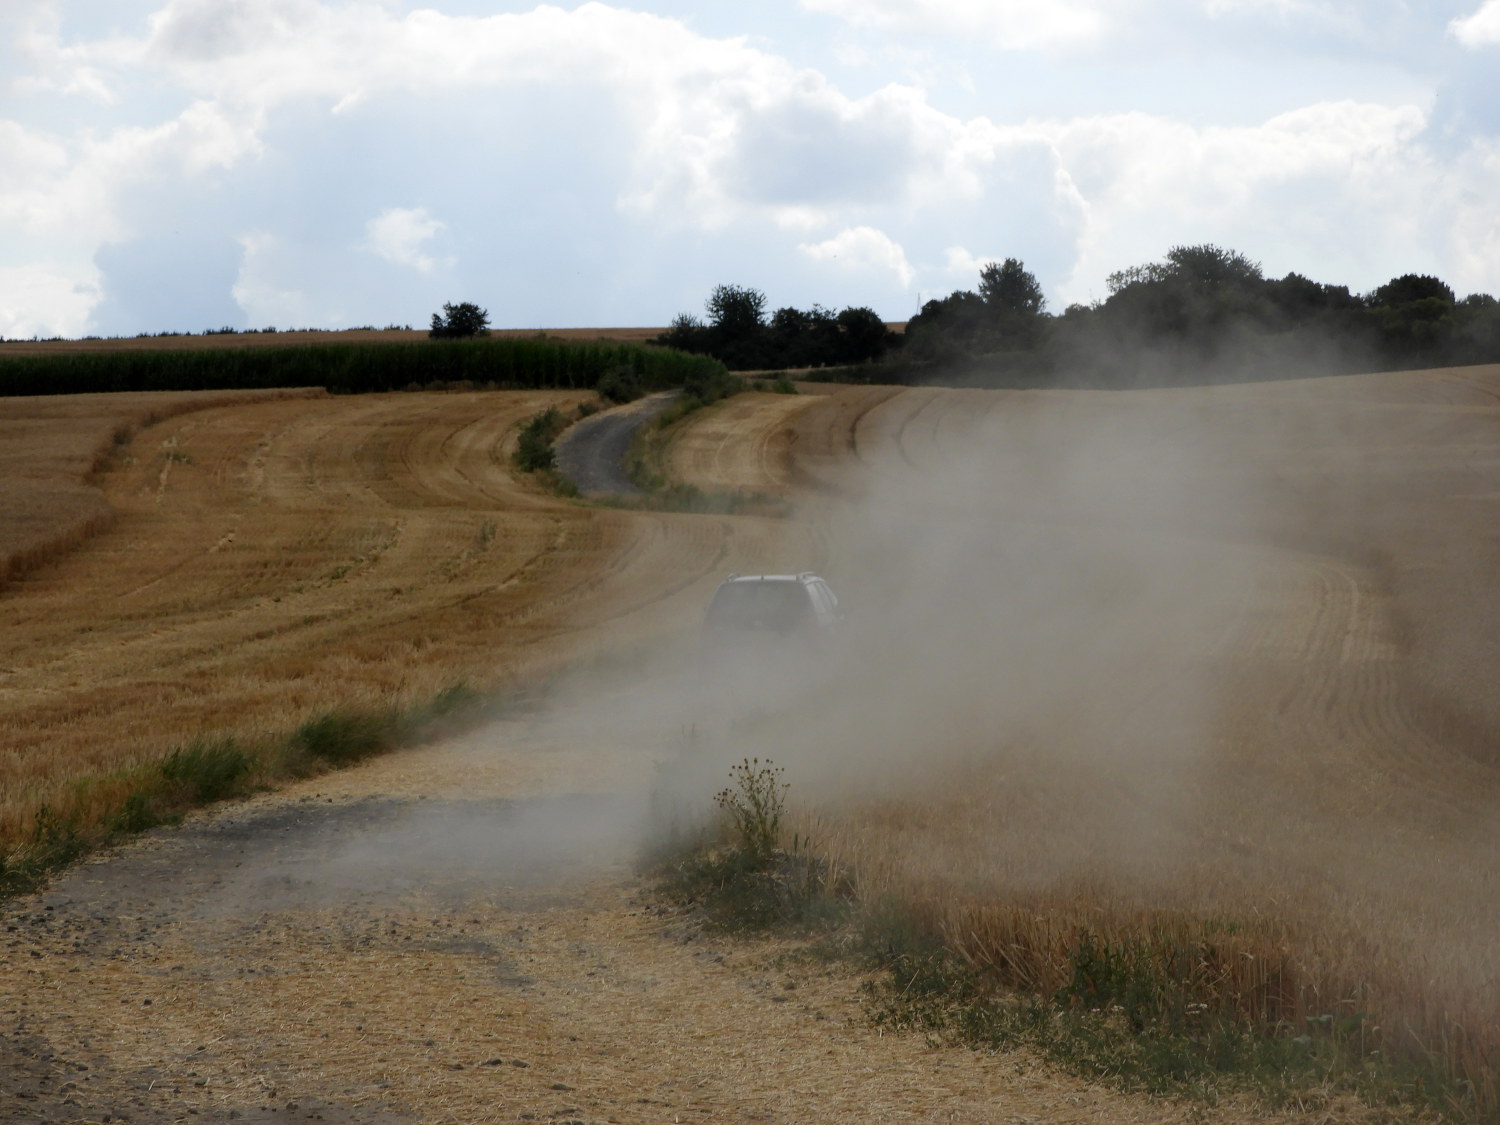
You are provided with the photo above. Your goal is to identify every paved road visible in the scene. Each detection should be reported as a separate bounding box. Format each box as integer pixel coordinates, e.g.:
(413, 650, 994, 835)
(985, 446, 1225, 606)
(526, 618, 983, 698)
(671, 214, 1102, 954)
(553, 391, 678, 494)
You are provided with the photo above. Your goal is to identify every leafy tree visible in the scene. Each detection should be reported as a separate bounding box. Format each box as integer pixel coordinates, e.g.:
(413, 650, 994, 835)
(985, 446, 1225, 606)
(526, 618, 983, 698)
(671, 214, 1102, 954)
(1107, 245, 1261, 297)
(903, 290, 990, 360)
(706, 284, 767, 336)
(1163, 244, 1262, 289)
(1370, 274, 1455, 308)
(836, 306, 891, 362)
(769, 306, 812, 337)
(1106, 262, 1173, 294)
(429, 301, 491, 338)
(661, 285, 904, 370)
(978, 258, 1047, 317)
(768, 305, 831, 367)
(657, 312, 711, 354)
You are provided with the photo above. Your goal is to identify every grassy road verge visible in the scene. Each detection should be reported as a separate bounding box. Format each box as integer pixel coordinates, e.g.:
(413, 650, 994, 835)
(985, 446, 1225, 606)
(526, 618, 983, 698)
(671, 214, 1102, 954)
(0, 682, 508, 902)
(650, 760, 1486, 1123)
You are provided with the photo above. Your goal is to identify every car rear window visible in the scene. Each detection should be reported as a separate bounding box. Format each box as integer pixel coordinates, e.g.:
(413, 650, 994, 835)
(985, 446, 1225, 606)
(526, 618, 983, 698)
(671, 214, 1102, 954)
(706, 581, 812, 632)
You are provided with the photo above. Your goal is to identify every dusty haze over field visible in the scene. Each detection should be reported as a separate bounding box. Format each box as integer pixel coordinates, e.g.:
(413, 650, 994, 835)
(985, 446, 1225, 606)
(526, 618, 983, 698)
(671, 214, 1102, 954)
(6, 368, 1500, 1119)
(517, 372, 1500, 1018)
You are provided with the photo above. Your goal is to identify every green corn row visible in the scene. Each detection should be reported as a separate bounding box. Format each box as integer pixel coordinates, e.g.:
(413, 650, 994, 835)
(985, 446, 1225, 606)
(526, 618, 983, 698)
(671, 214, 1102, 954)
(0, 338, 727, 397)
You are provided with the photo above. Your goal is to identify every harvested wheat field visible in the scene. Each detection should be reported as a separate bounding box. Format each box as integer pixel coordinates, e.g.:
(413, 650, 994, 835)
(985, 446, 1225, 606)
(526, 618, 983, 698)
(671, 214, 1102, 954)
(3, 365, 1500, 1122)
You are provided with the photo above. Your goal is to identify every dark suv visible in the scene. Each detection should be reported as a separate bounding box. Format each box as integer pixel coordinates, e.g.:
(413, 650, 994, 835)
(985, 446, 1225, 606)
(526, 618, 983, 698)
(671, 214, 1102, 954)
(703, 573, 841, 639)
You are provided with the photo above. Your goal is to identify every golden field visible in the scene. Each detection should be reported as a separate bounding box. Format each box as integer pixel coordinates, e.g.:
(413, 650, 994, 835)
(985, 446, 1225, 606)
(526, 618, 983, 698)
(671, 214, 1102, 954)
(3, 359, 1500, 1120)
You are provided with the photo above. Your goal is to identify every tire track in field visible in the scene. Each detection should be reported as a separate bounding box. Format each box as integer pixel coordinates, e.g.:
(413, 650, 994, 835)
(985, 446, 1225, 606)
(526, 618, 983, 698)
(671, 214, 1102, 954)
(854, 386, 937, 471)
(781, 384, 904, 494)
(664, 392, 822, 494)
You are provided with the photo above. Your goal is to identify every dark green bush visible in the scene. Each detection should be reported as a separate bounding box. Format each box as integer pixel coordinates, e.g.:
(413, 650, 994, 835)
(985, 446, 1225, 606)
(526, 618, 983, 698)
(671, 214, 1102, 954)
(514, 407, 566, 472)
(596, 364, 643, 403)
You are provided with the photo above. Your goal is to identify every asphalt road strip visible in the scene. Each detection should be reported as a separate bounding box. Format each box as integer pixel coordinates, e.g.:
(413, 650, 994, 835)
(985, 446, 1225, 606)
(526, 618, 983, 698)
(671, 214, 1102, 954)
(553, 391, 679, 495)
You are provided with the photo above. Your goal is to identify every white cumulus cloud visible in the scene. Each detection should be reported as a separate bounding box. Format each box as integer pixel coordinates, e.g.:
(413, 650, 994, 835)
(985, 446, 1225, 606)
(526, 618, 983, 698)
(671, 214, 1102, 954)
(0, 263, 103, 339)
(231, 232, 310, 328)
(1018, 99, 1435, 303)
(363, 206, 448, 274)
(800, 226, 916, 287)
(2, 1, 1499, 334)
(1450, 1, 1500, 47)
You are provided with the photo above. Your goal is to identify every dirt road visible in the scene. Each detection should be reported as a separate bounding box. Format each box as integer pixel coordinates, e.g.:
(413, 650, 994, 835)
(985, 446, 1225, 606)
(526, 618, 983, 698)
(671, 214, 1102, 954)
(7, 733, 1227, 1124)
(5, 371, 1500, 1122)
(554, 393, 678, 495)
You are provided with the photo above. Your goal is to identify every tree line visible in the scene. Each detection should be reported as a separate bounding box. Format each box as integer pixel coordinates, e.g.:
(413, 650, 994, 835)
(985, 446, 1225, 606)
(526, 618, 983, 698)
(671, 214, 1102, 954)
(656, 285, 898, 370)
(666, 249, 1500, 387)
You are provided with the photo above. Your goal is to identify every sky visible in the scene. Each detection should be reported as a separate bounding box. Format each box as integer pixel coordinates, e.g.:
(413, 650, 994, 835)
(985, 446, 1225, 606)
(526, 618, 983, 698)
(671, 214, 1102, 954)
(2, 0, 1499, 338)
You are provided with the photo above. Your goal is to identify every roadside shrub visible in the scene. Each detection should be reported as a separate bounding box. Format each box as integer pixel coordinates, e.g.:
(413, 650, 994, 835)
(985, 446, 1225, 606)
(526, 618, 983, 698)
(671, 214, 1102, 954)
(680, 367, 743, 409)
(514, 406, 567, 472)
(596, 364, 643, 404)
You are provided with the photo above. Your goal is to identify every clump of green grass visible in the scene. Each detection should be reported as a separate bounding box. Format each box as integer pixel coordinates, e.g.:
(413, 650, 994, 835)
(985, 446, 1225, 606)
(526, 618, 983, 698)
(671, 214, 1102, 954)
(160, 736, 253, 802)
(750, 373, 799, 395)
(0, 807, 89, 899)
(289, 708, 395, 765)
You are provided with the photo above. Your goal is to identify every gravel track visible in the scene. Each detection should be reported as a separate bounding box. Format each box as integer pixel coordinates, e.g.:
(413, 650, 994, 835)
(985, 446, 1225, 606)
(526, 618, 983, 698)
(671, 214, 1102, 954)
(553, 393, 679, 495)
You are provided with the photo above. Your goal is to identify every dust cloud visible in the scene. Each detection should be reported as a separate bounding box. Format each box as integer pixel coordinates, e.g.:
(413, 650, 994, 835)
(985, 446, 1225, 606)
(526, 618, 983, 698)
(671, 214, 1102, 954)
(235, 368, 1500, 1013)
(600, 370, 1500, 998)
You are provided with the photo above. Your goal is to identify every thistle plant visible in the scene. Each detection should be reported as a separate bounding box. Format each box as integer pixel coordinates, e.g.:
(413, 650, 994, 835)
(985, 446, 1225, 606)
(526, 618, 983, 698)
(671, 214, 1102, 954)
(715, 757, 787, 862)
